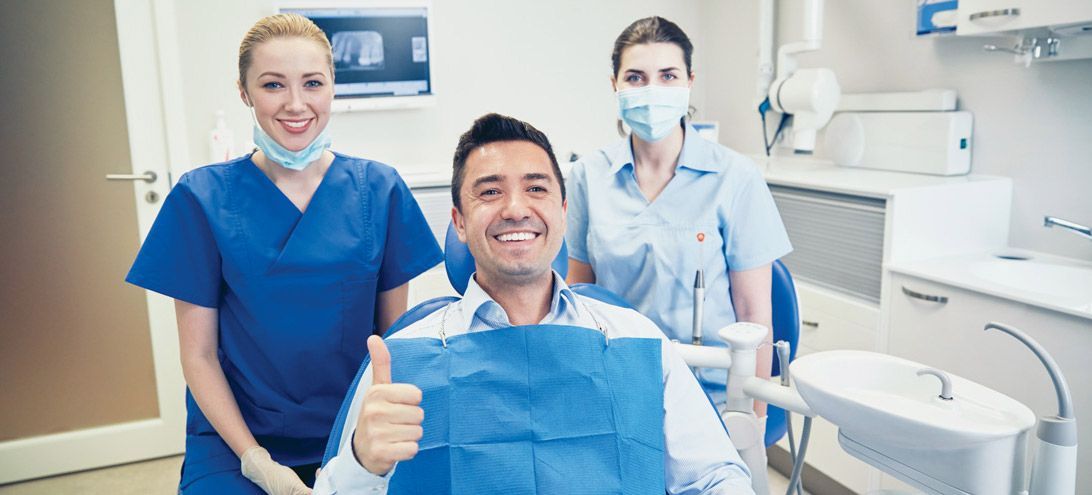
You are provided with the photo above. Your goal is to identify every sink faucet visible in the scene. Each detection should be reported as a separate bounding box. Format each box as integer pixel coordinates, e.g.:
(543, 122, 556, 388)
(1044, 216, 1092, 241)
(917, 368, 954, 400)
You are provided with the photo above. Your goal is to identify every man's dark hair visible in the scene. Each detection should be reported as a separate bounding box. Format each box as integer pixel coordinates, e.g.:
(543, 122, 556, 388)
(451, 113, 564, 211)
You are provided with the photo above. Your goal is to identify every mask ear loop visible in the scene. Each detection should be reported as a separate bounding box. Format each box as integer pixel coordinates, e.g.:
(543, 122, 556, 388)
(242, 92, 263, 156)
(243, 92, 259, 126)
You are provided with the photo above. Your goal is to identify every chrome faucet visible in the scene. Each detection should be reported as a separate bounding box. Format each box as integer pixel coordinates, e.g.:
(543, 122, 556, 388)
(1044, 216, 1092, 241)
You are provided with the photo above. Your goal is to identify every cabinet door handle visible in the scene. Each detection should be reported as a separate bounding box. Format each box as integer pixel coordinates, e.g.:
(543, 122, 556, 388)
(802, 320, 819, 329)
(902, 286, 948, 304)
(969, 8, 1020, 21)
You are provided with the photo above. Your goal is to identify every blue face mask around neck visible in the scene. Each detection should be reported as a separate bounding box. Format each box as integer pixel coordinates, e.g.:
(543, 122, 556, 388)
(616, 85, 690, 143)
(248, 104, 332, 171)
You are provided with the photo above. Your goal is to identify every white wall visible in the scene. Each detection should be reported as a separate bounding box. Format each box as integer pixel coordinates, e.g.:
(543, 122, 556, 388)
(171, 0, 707, 176)
(701, 0, 1092, 260)
(170, 1, 1090, 260)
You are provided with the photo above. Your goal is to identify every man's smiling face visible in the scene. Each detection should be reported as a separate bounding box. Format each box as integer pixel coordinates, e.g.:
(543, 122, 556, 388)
(452, 140, 566, 288)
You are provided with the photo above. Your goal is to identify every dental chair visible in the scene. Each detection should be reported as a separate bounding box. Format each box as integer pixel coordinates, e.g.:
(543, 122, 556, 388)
(328, 223, 802, 493)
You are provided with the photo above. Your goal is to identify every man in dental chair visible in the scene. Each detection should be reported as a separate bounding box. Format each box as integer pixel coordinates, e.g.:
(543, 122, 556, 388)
(314, 113, 755, 494)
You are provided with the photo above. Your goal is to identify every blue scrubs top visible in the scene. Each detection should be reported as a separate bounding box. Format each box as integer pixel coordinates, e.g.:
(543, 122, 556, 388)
(566, 125, 792, 384)
(126, 152, 442, 466)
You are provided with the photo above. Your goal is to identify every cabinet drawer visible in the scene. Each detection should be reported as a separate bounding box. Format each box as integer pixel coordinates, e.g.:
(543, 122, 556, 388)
(796, 282, 880, 352)
(957, 0, 1092, 36)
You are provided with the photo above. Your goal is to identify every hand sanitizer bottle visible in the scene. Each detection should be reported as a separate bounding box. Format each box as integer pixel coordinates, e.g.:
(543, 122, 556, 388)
(209, 110, 235, 163)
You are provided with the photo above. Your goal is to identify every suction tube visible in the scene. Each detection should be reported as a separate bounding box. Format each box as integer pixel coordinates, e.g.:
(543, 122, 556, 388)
(786, 417, 812, 495)
(984, 322, 1077, 495)
(984, 322, 1072, 419)
(775, 340, 807, 495)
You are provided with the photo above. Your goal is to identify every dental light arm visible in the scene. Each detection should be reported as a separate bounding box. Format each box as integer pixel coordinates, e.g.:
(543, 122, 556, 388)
(763, 0, 841, 154)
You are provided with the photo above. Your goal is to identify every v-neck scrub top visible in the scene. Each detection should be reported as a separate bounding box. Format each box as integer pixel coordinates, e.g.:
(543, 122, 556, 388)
(126, 152, 443, 465)
(565, 125, 791, 366)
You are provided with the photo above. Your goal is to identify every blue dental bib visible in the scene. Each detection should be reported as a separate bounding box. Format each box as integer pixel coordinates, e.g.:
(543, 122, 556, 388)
(327, 324, 665, 494)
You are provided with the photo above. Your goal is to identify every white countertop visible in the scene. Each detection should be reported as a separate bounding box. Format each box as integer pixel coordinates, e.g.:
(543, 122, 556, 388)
(752, 155, 1005, 199)
(888, 249, 1092, 321)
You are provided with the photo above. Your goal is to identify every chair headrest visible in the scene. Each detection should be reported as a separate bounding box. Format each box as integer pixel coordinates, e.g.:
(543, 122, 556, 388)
(444, 221, 569, 295)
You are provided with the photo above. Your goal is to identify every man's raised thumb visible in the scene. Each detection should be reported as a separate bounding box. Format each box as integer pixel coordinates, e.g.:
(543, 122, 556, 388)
(368, 335, 392, 385)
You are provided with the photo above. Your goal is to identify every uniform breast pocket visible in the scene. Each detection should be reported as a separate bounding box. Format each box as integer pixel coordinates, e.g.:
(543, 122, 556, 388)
(652, 225, 726, 283)
(341, 277, 378, 356)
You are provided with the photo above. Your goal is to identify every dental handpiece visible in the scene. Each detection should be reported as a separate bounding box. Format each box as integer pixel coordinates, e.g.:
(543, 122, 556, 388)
(775, 340, 792, 386)
(692, 269, 704, 345)
(692, 232, 706, 345)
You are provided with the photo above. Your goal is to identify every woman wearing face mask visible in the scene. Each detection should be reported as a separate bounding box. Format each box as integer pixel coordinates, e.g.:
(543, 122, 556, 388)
(566, 17, 792, 416)
(125, 14, 442, 494)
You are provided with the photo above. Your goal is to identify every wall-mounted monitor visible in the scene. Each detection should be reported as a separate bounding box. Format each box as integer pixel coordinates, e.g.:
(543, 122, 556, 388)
(280, 2, 434, 112)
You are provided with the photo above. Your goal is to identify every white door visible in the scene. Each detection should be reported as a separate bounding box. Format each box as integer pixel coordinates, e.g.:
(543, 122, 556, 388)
(0, 0, 187, 483)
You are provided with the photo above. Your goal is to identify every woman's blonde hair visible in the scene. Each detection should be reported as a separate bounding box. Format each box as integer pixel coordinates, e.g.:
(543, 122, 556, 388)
(238, 13, 333, 88)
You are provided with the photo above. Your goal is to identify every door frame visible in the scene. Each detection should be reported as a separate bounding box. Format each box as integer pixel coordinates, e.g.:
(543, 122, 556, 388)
(0, 0, 189, 483)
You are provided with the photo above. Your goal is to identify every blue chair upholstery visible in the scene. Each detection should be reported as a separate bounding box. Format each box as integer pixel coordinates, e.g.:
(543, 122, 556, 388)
(569, 283, 634, 309)
(764, 259, 800, 447)
(443, 221, 568, 295)
(384, 296, 459, 337)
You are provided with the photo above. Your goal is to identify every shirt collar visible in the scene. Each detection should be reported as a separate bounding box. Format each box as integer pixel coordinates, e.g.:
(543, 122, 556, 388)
(459, 270, 579, 333)
(605, 122, 726, 176)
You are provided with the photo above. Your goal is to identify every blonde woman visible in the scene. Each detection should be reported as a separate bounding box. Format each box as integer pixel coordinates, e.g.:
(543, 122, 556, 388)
(126, 14, 441, 494)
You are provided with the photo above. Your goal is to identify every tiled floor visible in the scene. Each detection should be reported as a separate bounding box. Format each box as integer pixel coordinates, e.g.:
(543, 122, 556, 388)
(0, 455, 803, 494)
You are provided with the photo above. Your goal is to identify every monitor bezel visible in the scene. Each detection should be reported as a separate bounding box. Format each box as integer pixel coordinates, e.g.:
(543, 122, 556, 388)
(276, 0, 436, 112)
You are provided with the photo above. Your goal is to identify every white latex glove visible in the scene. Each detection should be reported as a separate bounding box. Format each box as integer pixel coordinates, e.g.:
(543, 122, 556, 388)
(240, 446, 311, 495)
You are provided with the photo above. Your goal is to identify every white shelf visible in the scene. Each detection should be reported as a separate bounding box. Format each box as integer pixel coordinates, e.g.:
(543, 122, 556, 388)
(753, 155, 1003, 199)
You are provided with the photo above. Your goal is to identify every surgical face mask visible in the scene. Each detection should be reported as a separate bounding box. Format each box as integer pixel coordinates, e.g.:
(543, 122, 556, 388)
(247, 101, 331, 171)
(616, 85, 690, 143)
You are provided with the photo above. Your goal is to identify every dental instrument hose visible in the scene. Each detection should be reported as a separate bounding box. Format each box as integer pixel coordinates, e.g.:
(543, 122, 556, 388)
(759, 97, 791, 156)
(776, 341, 807, 495)
(787, 417, 812, 495)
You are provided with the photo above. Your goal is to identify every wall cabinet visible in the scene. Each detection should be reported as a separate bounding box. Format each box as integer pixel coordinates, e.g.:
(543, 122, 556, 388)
(886, 272, 1092, 493)
(957, 0, 1092, 36)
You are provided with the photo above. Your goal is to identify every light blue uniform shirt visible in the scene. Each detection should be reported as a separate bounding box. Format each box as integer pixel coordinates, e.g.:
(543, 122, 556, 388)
(315, 273, 755, 494)
(566, 125, 792, 387)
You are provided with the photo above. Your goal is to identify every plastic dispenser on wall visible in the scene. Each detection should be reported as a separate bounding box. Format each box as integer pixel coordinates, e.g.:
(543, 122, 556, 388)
(823, 89, 973, 176)
(209, 110, 236, 164)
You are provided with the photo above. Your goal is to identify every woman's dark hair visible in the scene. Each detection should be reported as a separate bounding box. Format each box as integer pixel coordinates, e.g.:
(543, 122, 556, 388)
(451, 113, 563, 211)
(611, 16, 694, 77)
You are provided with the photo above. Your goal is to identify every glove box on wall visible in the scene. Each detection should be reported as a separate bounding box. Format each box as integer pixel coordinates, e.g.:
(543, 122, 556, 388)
(823, 111, 973, 176)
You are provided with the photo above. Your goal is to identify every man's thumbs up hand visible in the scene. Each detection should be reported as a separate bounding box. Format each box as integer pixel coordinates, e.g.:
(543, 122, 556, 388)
(352, 335, 424, 476)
